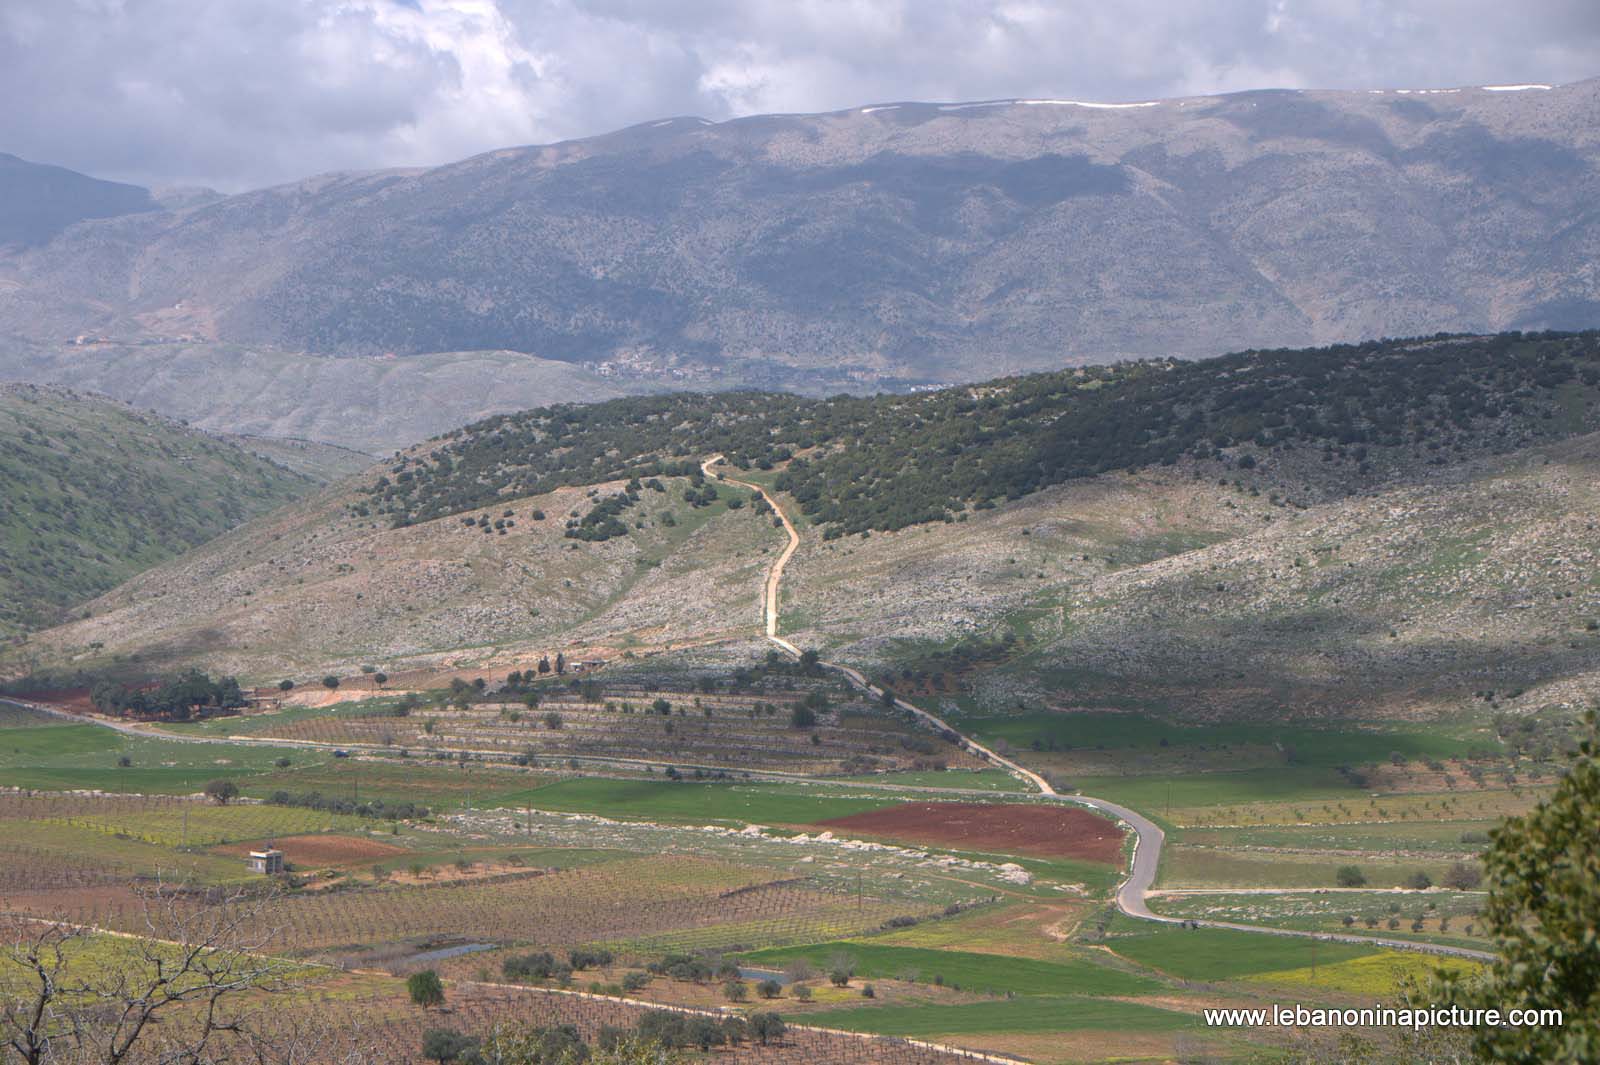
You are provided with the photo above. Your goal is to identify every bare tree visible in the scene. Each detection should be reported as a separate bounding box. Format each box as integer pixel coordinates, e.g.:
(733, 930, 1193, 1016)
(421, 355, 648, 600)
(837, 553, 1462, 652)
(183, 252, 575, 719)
(2, 879, 360, 1065)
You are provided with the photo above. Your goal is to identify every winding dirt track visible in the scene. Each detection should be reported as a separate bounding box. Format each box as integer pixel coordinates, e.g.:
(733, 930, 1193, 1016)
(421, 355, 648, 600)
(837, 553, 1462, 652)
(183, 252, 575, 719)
(704, 457, 1493, 963)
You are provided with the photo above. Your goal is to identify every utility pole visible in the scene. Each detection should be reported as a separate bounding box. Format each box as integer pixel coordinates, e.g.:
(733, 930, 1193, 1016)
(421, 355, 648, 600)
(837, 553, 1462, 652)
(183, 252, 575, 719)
(181, 804, 189, 849)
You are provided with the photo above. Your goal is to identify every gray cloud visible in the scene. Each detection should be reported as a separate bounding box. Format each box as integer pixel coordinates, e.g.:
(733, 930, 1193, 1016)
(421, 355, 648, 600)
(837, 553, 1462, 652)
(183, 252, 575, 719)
(2, 0, 1597, 190)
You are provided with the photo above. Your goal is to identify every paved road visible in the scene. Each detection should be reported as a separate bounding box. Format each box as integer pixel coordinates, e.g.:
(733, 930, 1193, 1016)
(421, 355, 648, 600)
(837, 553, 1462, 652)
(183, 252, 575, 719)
(706, 458, 1494, 962)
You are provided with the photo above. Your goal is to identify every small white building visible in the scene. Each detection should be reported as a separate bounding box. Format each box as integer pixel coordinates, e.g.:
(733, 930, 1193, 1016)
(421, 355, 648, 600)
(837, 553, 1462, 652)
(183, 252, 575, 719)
(247, 848, 284, 875)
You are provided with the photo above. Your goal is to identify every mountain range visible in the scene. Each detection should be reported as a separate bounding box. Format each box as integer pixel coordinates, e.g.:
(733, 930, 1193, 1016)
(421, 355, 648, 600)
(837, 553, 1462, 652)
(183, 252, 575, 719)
(1, 79, 1598, 451)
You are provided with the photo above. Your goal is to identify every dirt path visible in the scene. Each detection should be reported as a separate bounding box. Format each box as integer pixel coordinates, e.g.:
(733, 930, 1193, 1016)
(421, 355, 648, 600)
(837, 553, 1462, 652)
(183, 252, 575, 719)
(703, 457, 1493, 963)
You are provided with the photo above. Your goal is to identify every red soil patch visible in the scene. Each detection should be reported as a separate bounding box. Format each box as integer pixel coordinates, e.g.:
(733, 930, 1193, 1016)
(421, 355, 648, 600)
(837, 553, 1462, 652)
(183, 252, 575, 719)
(815, 802, 1125, 864)
(8, 688, 95, 713)
(213, 834, 407, 865)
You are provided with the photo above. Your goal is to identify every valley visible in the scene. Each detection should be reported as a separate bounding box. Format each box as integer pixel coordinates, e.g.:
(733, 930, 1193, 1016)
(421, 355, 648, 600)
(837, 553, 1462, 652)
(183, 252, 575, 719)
(4, 331, 1595, 1063)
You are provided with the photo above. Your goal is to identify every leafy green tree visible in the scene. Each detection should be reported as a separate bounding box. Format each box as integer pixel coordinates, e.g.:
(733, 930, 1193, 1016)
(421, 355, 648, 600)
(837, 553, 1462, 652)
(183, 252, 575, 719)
(1427, 711, 1600, 1062)
(748, 1011, 786, 1046)
(278, 679, 295, 692)
(407, 969, 445, 1009)
(202, 779, 238, 805)
(321, 675, 340, 690)
(1335, 865, 1366, 887)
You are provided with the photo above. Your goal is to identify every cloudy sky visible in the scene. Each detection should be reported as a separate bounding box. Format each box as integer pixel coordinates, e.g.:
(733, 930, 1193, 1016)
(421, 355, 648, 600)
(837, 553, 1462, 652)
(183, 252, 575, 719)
(3, 0, 1597, 191)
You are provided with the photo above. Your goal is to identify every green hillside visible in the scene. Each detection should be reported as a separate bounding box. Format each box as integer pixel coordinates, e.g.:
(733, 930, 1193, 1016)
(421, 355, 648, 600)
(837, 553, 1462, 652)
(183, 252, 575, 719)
(367, 331, 1600, 533)
(0, 384, 316, 634)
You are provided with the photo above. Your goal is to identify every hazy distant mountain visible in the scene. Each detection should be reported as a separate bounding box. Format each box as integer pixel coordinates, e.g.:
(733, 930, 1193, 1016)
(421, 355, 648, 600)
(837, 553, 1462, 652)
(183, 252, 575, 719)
(2, 78, 1598, 408)
(0, 153, 157, 248)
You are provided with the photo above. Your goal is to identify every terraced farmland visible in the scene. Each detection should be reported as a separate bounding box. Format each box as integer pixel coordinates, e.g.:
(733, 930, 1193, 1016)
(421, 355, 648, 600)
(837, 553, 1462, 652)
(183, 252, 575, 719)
(252, 682, 980, 776)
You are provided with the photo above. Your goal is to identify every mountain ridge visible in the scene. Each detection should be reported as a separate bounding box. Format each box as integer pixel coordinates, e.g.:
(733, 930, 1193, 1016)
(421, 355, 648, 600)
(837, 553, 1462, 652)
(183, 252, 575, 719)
(2, 77, 1597, 434)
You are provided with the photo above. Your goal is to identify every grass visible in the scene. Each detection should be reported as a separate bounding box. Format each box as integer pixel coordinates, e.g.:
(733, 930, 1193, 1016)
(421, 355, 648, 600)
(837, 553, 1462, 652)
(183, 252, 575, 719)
(1156, 847, 1471, 890)
(863, 900, 1093, 961)
(0, 722, 308, 794)
(737, 941, 1160, 997)
(1174, 820, 1501, 855)
(1068, 768, 1359, 820)
(0, 818, 253, 883)
(1248, 952, 1482, 995)
(52, 804, 370, 848)
(1149, 892, 1494, 950)
(958, 711, 1479, 771)
(1102, 916, 1377, 981)
(242, 759, 551, 812)
(807, 995, 1197, 1035)
(159, 697, 412, 738)
(829, 768, 1029, 793)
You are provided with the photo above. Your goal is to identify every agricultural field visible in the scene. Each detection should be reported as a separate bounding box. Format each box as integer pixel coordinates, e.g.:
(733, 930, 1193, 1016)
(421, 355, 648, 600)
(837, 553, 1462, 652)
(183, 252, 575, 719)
(1149, 890, 1494, 951)
(242, 673, 980, 777)
(0, 710, 311, 794)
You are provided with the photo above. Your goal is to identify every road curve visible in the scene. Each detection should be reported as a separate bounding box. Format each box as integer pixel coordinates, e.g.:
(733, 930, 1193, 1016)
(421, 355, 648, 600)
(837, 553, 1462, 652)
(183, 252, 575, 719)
(705, 457, 1494, 963)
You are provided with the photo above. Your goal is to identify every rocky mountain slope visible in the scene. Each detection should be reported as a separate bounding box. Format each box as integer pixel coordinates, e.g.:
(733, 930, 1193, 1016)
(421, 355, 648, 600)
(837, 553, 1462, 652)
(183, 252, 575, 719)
(15, 472, 784, 679)
(15, 332, 1600, 725)
(1, 79, 1597, 439)
(0, 384, 318, 636)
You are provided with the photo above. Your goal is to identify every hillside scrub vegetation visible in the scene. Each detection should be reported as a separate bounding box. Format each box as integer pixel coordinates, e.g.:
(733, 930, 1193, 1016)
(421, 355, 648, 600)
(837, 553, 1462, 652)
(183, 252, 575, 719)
(363, 332, 1600, 535)
(0, 383, 315, 634)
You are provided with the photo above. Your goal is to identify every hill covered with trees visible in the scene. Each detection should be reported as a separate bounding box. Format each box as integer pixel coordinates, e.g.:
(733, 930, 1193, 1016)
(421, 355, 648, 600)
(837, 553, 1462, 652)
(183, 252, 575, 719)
(366, 331, 1600, 536)
(0, 385, 317, 635)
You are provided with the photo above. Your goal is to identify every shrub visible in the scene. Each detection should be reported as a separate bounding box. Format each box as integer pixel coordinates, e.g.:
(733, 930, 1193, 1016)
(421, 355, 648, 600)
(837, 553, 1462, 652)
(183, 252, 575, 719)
(407, 970, 445, 1009)
(757, 978, 782, 999)
(1442, 862, 1483, 889)
(421, 1028, 479, 1063)
(1335, 865, 1367, 887)
(1406, 871, 1434, 890)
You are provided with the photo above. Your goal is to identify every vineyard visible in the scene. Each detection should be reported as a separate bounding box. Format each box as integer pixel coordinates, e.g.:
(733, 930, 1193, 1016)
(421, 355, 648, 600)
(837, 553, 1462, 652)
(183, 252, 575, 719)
(252, 682, 982, 776)
(49, 802, 368, 848)
(2, 845, 943, 972)
(256, 982, 1017, 1064)
(0, 792, 299, 888)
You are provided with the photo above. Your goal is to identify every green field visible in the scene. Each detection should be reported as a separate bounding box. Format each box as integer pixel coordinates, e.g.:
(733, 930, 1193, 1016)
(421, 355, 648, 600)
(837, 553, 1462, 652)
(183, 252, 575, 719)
(1101, 917, 1377, 981)
(809, 994, 1196, 1035)
(831, 768, 1029, 793)
(1068, 767, 1362, 820)
(738, 941, 1160, 997)
(1156, 847, 1471, 890)
(0, 721, 308, 793)
(959, 711, 1480, 770)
